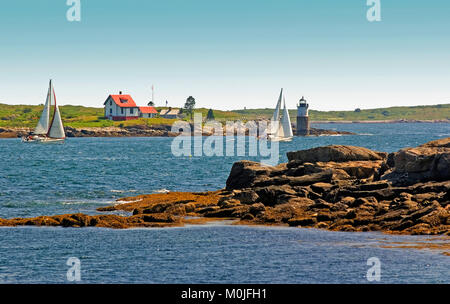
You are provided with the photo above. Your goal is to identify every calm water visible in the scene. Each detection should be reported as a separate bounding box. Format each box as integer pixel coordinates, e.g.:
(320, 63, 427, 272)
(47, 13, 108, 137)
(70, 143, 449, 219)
(0, 123, 449, 283)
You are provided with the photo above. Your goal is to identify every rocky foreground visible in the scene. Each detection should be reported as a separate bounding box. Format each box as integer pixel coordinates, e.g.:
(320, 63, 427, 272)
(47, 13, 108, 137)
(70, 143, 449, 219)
(1, 138, 449, 237)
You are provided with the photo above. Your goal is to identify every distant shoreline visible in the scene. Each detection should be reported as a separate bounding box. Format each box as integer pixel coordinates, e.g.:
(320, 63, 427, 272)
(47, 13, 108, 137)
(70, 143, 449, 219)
(0, 125, 355, 138)
(1, 119, 449, 138)
(311, 119, 450, 124)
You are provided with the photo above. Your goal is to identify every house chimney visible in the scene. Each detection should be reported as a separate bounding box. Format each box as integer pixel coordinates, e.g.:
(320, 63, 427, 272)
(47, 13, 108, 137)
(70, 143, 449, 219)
(119, 91, 122, 95)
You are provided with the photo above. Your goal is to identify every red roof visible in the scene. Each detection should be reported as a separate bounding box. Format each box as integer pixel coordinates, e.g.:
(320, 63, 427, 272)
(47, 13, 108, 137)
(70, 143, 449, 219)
(139, 106, 157, 114)
(105, 95, 137, 108)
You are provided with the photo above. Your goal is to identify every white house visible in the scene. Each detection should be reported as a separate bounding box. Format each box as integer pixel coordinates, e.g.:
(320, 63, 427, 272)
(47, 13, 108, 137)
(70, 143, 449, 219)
(104, 93, 157, 121)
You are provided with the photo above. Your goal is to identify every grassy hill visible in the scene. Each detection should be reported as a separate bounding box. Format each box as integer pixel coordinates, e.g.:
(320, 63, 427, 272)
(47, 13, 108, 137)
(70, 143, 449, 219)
(233, 104, 450, 122)
(0, 103, 449, 128)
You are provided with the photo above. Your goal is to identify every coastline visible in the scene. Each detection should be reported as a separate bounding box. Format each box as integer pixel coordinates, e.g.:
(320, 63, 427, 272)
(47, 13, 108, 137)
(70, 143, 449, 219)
(0, 125, 355, 138)
(1, 119, 449, 139)
(311, 119, 450, 124)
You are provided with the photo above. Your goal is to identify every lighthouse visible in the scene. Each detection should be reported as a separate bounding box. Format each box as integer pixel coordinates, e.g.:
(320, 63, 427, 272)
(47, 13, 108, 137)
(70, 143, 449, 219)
(296, 96, 310, 136)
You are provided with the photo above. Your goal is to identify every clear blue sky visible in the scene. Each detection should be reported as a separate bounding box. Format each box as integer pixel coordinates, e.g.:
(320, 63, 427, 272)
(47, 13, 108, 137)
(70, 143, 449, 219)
(0, 0, 449, 111)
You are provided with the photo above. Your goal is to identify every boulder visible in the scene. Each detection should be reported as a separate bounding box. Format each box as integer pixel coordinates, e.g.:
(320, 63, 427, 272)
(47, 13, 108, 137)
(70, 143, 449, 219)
(287, 145, 387, 163)
(142, 214, 176, 223)
(382, 142, 450, 184)
(226, 161, 274, 190)
(254, 185, 296, 206)
(287, 216, 316, 227)
(420, 137, 450, 148)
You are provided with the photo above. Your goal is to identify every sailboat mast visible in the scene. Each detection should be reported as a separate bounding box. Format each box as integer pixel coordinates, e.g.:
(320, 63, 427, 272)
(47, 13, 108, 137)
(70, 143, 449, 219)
(47, 81, 57, 137)
(33, 80, 52, 135)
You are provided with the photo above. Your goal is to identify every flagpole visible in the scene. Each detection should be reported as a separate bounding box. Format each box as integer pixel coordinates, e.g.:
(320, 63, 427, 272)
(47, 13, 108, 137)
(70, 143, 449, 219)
(152, 85, 154, 105)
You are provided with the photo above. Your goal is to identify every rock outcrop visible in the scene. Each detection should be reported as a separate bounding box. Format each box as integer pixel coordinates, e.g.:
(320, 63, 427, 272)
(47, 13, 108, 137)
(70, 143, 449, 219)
(1, 138, 449, 236)
(381, 137, 450, 185)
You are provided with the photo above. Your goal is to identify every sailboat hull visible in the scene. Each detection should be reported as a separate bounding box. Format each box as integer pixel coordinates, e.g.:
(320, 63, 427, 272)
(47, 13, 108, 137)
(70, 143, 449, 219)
(267, 135, 292, 142)
(22, 135, 65, 143)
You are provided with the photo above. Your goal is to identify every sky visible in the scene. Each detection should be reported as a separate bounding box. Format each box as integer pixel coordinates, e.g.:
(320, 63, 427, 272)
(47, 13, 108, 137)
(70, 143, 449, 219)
(0, 0, 449, 111)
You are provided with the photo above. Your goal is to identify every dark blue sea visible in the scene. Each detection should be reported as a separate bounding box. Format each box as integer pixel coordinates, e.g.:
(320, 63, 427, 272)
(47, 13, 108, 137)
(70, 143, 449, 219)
(0, 123, 449, 283)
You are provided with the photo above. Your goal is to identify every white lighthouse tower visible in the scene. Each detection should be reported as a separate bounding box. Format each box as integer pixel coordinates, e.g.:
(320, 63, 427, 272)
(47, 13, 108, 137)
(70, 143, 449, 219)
(296, 96, 310, 136)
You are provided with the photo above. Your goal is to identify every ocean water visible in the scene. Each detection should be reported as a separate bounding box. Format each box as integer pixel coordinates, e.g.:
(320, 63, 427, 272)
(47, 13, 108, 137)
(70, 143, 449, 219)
(0, 122, 449, 283)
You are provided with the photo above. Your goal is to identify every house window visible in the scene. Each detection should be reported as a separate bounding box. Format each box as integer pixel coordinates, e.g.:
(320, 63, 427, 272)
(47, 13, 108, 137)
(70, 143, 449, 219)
(130, 108, 134, 114)
(110, 109, 112, 114)
(121, 108, 124, 114)
(110, 100, 112, 106)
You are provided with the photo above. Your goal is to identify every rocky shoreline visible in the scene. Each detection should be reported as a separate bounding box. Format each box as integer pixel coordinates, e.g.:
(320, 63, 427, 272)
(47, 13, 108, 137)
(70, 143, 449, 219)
(0, 125, 354, 138)
(1, 119, 449, 138)
(1, 138, 449, 240)
(0, 126, 179, 138)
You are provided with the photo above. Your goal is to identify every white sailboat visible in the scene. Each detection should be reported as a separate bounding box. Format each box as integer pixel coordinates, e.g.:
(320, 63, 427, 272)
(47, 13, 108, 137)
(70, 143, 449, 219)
(22, 80, 66, 143)
(267, 89, 293, 142)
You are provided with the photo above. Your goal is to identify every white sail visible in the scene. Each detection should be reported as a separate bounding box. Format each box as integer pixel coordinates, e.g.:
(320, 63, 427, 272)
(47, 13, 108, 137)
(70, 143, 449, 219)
(281, 98, 293, 138)
(48, 105, 65, 138)
(271, 88, 283, 122)
(33, 80, 52, 134)
(270, 88, 283, 135)
(48, 87, 65, 139)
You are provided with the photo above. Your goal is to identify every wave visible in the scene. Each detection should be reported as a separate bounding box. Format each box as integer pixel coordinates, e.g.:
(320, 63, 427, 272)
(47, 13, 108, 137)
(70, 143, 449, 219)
(110, 189, 137, 193)
(318, 134, 342, 137)
(61, 200, 114, 205)
(153, 189, 170, 194)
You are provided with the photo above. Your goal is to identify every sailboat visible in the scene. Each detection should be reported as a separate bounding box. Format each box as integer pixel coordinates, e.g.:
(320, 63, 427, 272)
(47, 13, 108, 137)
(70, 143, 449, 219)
(22, 80, 66, 143)
(267, 89, 293, 142)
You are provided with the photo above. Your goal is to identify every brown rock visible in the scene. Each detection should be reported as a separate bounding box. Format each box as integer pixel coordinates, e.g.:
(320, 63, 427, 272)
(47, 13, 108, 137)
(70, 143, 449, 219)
(233, 190, 259, 204)
(226, 161, 274, 190)
(310, 182, 335, 193)
(288, 216, 316, 227)
(249, 203, 266, 216)
(287, 145, 386, 163)
(316, 211, 335, 222)
(142, 214, 177, 223)
(254, 185, 296, 206)
(340, 196, 356, 206)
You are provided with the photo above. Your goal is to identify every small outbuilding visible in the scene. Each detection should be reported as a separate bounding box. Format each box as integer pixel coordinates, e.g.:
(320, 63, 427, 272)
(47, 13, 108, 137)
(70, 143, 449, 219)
(159, 108, 181, 119)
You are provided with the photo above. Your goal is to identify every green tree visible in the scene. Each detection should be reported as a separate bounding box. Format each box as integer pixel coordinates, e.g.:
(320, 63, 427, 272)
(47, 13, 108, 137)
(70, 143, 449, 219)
(148, 101, 154, 106)
(184, 96, 196, 120)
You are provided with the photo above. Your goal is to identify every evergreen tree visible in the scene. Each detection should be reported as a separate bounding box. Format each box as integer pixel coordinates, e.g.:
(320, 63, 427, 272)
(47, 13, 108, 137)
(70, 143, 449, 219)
(206, 108, 215, 120)
(184, 96, 196, 120)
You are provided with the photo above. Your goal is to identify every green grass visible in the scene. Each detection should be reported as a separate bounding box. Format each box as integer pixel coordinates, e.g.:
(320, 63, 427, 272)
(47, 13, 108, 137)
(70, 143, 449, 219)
(307, 104, 450, 121)
(233, 104, 450, 122)
(0, 103, 449, 128)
